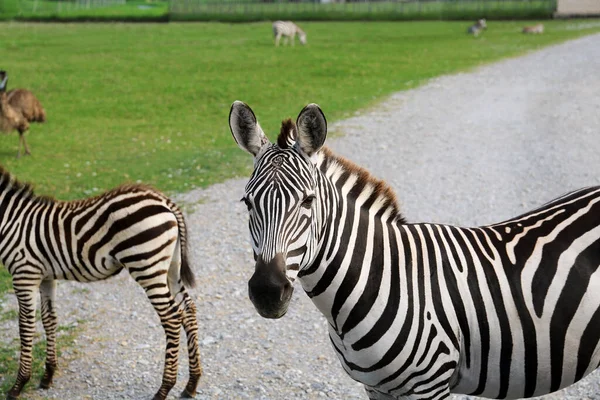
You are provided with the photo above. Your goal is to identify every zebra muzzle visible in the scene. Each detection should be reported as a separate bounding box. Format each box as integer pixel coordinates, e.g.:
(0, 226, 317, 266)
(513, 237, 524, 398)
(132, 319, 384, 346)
(248, 253, 293, 319)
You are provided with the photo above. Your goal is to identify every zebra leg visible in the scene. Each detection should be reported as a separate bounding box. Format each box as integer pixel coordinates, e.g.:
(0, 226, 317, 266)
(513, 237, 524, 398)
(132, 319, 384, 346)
(132, 268, 183, 400)
(7, 284, 39, 399)
(180, 290, 202, 398)
(275, 34, 281, 46)
(39, 279, 58, 389)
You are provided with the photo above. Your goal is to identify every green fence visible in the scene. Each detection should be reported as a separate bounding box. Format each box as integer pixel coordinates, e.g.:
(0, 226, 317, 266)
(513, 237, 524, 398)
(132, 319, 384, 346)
(169, 0, 558, 21)
(3, 0, 168, 21)
(2, 0, 558, 22)
(16, 0, 125, 15)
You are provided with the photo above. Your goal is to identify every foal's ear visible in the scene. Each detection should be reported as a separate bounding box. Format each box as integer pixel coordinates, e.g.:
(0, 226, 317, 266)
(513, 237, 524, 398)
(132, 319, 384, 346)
(229, 101, 270, 157)
(296, 103, 327, 157)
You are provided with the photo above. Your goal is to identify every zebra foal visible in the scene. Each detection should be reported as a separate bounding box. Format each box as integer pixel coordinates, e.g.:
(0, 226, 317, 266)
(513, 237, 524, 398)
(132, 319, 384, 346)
(272, 20, 307, 46)
(0, 167, 202, 400)
(229, 101, 600, 399)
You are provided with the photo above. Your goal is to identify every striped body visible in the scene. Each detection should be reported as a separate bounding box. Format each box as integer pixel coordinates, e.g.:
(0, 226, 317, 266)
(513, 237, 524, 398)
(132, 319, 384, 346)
(0, 168, 202, 400)
(272, 20, 307, 46)
(229, 102, 600, 400)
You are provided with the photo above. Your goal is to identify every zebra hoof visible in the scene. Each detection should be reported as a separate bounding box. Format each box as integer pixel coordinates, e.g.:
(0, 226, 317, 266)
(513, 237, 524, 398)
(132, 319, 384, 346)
(39, 380, 52, 390)
(152, 393, 167, 400)
(180, 389, 196, 398)
(6, 394, 19, 400)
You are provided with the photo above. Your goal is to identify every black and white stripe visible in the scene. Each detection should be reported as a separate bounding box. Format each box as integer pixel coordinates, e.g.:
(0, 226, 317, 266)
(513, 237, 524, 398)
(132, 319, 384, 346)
(0, 167, 202, 400)
(272, 20, 307, 46)
(230, 101, 600, 400)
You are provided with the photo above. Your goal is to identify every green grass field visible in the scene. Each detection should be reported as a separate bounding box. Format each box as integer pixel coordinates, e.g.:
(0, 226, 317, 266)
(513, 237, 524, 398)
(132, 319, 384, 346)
(1, 20, 599, 203)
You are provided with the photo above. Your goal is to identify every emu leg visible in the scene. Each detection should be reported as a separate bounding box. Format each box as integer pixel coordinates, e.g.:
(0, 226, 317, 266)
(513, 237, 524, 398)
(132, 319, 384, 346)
(39, 279, 58, 389)
(180, 292, 202, 398)
(8, 285, 39, 399)
(19, 131, 31, 157)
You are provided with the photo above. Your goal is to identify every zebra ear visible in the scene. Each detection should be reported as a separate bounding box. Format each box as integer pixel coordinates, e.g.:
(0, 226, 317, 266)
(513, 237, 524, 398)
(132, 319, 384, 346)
(296, 103, 327, 157)
(229, 101, 270, 157)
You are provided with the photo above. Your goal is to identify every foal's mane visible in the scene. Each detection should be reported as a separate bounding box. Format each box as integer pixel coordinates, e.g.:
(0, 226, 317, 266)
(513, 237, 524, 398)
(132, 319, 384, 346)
(0, 166, 160, 207)
(0, 165, 55, 205)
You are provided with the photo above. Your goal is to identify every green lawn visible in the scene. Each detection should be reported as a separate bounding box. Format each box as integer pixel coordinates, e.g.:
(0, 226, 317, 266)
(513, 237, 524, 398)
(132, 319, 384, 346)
(1, 20, 599, 203)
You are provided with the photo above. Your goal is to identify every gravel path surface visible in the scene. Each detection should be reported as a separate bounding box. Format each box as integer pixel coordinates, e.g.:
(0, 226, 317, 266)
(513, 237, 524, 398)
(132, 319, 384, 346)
(1, 33, 600, 400)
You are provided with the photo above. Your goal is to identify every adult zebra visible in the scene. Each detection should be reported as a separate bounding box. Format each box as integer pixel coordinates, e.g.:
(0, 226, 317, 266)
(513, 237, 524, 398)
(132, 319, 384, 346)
(272, 20, 307, 46)
(229, 101, 600, 400)
(0, 167, 202, 400)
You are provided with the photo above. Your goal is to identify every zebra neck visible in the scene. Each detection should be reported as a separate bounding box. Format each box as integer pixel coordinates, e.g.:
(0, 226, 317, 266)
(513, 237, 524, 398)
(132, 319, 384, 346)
(298, 148, 404, 330)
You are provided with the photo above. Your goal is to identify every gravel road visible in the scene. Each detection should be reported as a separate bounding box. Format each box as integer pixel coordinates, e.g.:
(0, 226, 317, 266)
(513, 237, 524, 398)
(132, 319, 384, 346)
(1, 32, 599, 400)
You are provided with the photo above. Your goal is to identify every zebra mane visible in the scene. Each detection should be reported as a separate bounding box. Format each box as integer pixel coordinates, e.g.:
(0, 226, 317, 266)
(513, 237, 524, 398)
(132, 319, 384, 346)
(319, 147, 406, 224)
(277, 118, 297, 149)
(0, 165, 56, 205)
(0, 166, 161, 207)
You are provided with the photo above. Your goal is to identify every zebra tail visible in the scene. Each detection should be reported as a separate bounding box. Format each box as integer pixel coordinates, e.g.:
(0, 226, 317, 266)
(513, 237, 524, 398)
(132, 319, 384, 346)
(180, 242, 196, 289)
(170, 201, 196, 288)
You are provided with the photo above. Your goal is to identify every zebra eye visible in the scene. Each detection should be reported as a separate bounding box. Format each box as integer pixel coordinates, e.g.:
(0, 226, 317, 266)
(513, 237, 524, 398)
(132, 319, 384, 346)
(300, 195, 315, 209)
(241, 197, 253, 211)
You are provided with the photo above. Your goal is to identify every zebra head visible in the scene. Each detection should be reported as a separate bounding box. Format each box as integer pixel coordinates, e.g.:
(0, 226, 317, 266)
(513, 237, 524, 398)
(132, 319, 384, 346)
(299, 32, 307, 45)
(229, 101, 327, 319)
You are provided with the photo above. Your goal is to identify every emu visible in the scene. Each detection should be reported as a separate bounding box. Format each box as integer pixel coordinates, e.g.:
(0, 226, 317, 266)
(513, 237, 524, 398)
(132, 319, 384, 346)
(0, 71, 46, 158)
(0, 167, 202, 400)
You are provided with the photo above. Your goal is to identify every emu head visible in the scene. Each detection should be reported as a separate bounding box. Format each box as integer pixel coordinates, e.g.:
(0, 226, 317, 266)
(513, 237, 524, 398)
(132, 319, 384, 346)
(229, 101, 327, 318)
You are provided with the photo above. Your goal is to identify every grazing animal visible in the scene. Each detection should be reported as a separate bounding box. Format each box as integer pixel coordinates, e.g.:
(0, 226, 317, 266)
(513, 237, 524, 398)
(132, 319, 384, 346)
(467, 18, 487, 36)
(272, 20, 307, 46)
(523, 24, 545, 34)
(0, 167, 202, 400)
(0, 71, 46, 158)
(230, 100, 600, 399)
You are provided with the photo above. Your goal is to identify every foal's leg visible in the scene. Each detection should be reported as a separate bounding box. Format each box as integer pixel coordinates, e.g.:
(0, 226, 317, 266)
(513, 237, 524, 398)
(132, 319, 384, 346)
(130, 263, 183, 400)
(7, 281, 40, 399)
(39, 279, 58, 389)
(180, 292, 202, 397)
(168, 276, 202, 398)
